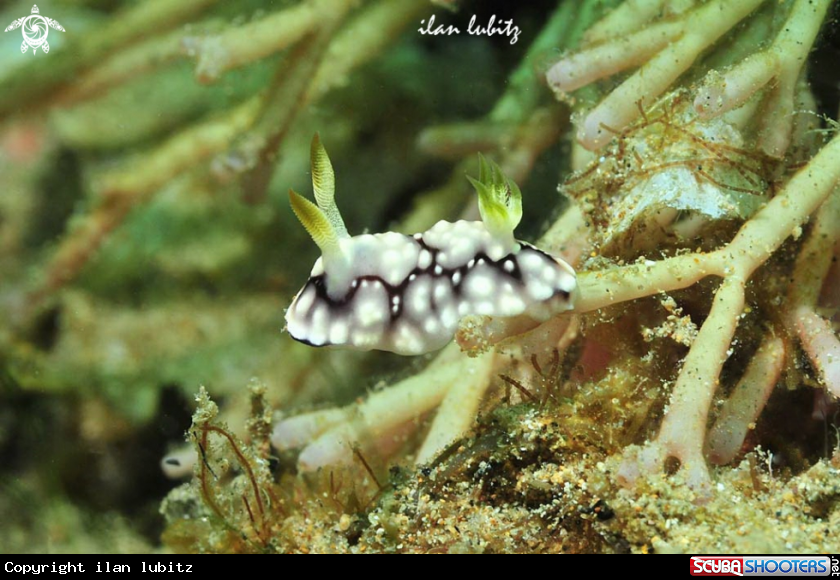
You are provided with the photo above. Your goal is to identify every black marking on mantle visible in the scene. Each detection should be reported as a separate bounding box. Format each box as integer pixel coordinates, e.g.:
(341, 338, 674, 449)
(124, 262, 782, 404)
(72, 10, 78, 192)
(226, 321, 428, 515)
(291, 234, 572, 348)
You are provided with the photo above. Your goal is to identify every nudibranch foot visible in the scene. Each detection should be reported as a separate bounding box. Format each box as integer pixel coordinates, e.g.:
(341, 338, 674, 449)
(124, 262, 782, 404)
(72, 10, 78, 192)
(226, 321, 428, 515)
(285, 137, 576, 355)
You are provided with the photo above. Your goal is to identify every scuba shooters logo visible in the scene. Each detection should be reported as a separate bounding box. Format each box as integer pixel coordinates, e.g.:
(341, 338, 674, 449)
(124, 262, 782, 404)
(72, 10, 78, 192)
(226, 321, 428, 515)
(690, 556, 837, 576)
(691, 558, 744, 576)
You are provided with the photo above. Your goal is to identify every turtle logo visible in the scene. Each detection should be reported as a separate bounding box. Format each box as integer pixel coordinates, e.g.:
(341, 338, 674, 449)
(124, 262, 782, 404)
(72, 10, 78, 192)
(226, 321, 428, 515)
(4, 5, 65, 55)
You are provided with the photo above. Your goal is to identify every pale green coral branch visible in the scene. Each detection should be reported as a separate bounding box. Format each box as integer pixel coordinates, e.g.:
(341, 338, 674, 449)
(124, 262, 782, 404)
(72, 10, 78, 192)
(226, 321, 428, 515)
(183, 0, 357, 83)
(582, 0, 765, 149)
(415, 350, 496, 465)
(306, 0, 428, 103)
(548, 0, 766, 149)
(785, 187, 840, 397)
(577, 132, 840, 313)
(584, 0, 695, 44)
(705, 333, 785, 465)
(284, 344, 464, 471)
(694, 0, 833, 156)
(602, 131, 840, 491)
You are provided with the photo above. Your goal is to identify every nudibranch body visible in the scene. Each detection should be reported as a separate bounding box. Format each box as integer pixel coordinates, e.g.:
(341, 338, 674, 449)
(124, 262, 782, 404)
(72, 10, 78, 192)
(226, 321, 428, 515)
(285, 136, 576, 355)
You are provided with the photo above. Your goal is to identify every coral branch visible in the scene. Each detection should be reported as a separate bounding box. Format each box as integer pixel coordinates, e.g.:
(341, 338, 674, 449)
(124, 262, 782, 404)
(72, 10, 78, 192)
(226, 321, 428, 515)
(756, 0, 831, 156)
(418, 122, 519, 159)
(553, 0, 765, 149)
(415, 351, 496, 464)
(547, 19, 684, 93)
(306, 0, 429, 103)
(795, 308, 840, 398)
(183, 0, 355, 83)
(279, 345, 464, 471)
(575, 253, 716, 313)
(785, 187, 840, 396)
(725, 145, 840, 276)
(705, 334, 785, 465)
(0, 0, 222, 116)
(583, 0, 690, 44)
(27, 98, 261, 310)
(271, 408, 350, 452)
(624, 275, 746, 494)
(694, 52, 778, 119)
(694, 0, 832, 156)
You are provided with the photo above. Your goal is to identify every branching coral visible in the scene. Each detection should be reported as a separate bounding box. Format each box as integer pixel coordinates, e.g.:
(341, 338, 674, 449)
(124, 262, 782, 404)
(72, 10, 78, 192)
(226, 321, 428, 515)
(17, 0, 430, 316)
(277, 127, 840, 490)
(273, 0, 840, 502)
(693, 0, 831, 156)
(0, 0, 487, 550)
(784, 187, 840, 399)
(162, 0, 840, 551)
(545, 0, 839, 495)
(3, 0, 840, 554)
(273, 343, 485, 469)
(547, 0, 832, 153)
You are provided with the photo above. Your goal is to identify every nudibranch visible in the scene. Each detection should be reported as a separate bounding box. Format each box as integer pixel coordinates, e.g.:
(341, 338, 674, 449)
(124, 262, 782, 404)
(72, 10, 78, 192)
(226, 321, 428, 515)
(285, 135, 577, 355)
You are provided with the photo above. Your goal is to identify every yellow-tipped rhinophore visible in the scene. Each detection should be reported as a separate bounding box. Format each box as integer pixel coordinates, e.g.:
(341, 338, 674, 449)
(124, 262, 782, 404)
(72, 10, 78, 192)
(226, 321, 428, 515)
(288, 188, 340, 255)
(467, 154, 522, 242)
(310, 134, 348, 239)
